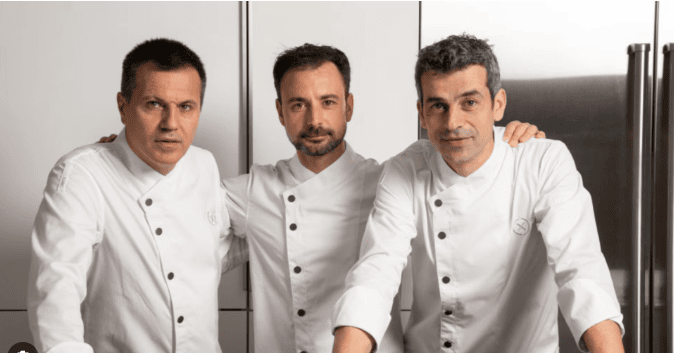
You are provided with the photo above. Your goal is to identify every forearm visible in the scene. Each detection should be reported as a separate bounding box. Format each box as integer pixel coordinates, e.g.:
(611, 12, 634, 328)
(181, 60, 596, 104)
(333, 326, 375, 353)
(581, 319, 624, 353)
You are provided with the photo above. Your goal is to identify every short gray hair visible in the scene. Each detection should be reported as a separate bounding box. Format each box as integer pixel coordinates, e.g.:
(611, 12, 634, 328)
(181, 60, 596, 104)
(415, 34, 501, 104)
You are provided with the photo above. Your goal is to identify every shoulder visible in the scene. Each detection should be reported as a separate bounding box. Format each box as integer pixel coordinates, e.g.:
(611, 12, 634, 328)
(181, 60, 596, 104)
(184, 144, 219, 172)
(509, 137, 572, 163)
(385, 139, 433, 173)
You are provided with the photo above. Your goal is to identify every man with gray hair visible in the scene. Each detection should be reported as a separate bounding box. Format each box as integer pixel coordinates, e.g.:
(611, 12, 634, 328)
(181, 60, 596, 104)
(332, 34, 624, 353)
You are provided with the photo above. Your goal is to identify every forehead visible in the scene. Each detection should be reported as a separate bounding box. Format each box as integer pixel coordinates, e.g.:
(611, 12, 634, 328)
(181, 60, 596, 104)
(279, 61, 346, 98)
(133, 62, 202, 99)
(421, 64, 489, 96)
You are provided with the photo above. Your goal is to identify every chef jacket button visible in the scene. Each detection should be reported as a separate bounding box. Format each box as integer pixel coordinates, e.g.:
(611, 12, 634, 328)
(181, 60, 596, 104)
(288, 195, 296, 202)
(177, 316, 184, 323)
(435, 199, 443, 207)
(168, 272, 174, 280)
(442, 276, 450, 284)
(145, 198, 152, 206)
(155, 228, 163, 236)
(438, 231, 446, 239)
(298, 309, 306, 316)
(294, 266, 302, 273)
(290, 223, 297, 231)
(444, 341, 452, 348)
(444, 310, 453, 316)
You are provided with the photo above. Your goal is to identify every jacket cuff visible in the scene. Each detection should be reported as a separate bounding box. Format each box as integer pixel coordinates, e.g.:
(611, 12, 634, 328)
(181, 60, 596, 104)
(558, 278, 625, 352)
(332, 286, 392, 350)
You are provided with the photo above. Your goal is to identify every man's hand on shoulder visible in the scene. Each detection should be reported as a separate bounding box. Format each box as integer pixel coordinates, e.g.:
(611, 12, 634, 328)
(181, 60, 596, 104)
(333, 326, 375, 353)
(97, 134, 118, 143)
(503, 120, 546, 147)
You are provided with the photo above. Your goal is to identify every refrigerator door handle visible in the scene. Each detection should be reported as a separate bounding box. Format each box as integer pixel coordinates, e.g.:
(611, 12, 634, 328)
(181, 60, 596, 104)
(664, 42, 674, 353)
(627, 43, 652, 353)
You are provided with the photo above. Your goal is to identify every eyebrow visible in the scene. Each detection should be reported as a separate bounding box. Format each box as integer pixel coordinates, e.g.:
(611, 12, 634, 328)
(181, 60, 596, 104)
(142, 96, 198, 106)
(286, 94, 341, 104)
(425, 89, 484, 104)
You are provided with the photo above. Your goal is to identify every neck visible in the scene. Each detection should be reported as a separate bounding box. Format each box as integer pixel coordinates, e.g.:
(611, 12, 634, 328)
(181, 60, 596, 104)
(297, 141, 347, 174)
(444, 132, 494, 177)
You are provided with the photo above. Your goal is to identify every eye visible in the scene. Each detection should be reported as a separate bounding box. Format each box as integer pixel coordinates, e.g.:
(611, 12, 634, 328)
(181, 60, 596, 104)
(147, 101, 162, 109)
(323, 100, 336, 106)
(430, 102, 447, 112)
(180, 104, 192, 111)
(291, 102, 305, 111)
(464, 99, 477, 107)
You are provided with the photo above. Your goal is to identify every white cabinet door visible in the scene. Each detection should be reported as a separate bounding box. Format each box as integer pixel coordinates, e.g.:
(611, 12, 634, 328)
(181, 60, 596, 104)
(250, 1, 419, 165)
(0, 0, 246, 313)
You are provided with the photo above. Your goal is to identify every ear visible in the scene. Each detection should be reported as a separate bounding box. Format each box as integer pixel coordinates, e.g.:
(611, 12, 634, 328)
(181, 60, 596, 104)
(117, 92, 128, 125)
(345, 93, 354, 122)
(276, 99, 285, 126)
(492, 88, 507, 123)
(417, 100, 428, 130)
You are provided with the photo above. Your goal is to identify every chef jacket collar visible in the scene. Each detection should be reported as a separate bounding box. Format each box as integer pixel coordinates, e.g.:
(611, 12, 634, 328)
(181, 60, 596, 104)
(113, 127, 186, 192)
(432, 126, 507, 193)
(287, 141, 356, 184)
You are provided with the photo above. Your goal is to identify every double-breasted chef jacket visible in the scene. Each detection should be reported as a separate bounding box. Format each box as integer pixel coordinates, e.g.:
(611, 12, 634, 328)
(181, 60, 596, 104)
(28, 129, 242, 353)
(224, 142, 404, 353)
(333, 127, 623, 352)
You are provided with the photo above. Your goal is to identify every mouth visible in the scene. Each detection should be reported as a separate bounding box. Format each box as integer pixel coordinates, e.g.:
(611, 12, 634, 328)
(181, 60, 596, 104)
(302, 134, 330, 143)
(441, 136, 471, 145)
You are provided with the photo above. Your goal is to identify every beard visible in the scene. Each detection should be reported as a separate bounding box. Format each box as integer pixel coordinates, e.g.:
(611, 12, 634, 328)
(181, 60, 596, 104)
(290, 124, 346, 157)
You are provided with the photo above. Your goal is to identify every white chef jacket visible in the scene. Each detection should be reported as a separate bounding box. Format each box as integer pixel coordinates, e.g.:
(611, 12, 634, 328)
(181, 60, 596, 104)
(333, 127, 624, 352)
(224, 142, 403, 353)
(28, 128, 241, 353)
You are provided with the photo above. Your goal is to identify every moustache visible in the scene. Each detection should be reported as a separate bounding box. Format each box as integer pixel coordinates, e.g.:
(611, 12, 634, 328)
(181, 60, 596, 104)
(300, 126, 332, 138)
(437, 128, 472, 139)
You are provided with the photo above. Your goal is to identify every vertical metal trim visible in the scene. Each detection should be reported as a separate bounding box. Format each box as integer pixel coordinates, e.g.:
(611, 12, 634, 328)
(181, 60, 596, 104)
(246, 2, 253, 172)
(417, 1, 423, 141)
(650, 4, 660, 353)
(239, 2, 252, 352)
(664, 42, 674, 353)
(628, 43, 652, 353)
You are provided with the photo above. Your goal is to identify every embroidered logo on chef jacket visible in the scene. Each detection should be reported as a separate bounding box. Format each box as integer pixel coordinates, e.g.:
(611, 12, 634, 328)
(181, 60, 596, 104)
(207, 210, 217, 225)
(513, 217, 531, 235)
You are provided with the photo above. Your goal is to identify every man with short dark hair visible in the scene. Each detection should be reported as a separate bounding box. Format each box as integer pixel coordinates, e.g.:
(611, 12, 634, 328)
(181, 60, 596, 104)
(332, 34, 624, 353)
(28, 38, 242, 353)
(224, 43, 542, 352)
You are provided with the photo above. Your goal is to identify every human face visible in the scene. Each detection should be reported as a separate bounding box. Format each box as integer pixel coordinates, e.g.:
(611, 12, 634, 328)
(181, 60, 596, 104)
(418, 64, 506, 176)
(117, 63, 202, 175)
(276, 61, 353, 158)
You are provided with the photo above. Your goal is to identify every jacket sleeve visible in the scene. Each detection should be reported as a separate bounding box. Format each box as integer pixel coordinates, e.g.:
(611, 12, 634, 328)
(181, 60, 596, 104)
(219, 174, 250, 273)
(332, 157, 417, 348)
(27, 160, 102, 353)
(533, 141, 624, 351)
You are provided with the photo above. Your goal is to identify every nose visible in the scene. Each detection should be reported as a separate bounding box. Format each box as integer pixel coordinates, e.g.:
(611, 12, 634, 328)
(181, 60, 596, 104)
(444, 105, 464, 131)
(160, 105, 179, 131)
(305, 104, 325, 127)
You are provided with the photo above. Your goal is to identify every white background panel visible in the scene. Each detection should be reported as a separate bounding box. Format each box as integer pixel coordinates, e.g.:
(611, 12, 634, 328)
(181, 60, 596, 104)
(250, 1, 419, 165)
(0, 1, 244, 308)
(422, 2, 654, 79)
(0, 1, 244, 309)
